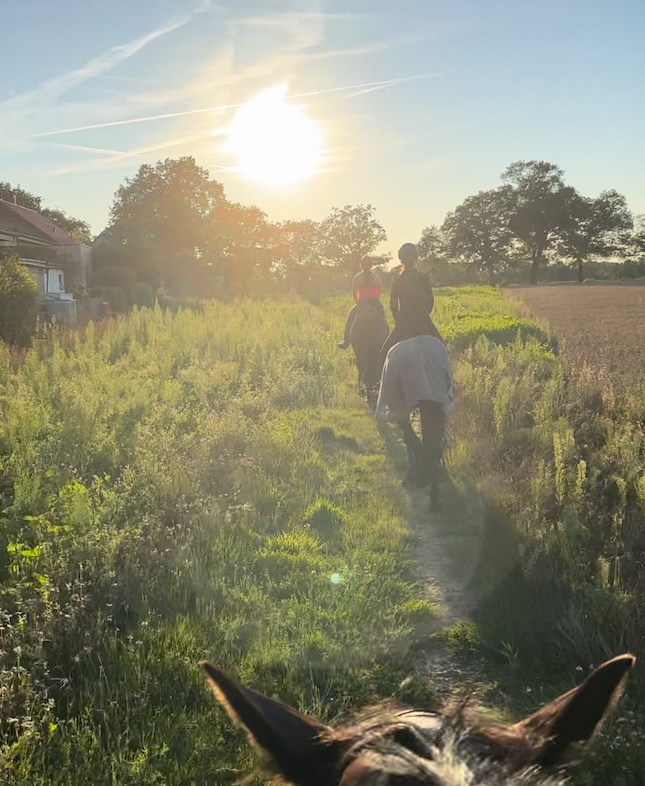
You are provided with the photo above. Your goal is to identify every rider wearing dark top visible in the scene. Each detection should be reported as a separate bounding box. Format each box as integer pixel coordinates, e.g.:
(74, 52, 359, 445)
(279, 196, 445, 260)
(379, 243, 443, 364)
(337, 256, 386, 349)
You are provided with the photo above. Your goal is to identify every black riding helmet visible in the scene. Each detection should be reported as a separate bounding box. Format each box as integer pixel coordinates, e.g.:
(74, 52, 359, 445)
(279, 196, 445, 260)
(398, 243, 418, 267)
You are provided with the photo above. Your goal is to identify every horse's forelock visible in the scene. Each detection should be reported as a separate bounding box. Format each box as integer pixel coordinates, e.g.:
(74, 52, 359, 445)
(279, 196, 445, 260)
(333, 714, 568, 786)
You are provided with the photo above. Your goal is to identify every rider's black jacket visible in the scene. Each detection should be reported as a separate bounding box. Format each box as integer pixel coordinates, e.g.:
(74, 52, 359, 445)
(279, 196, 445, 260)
(389, 267, 435, 329)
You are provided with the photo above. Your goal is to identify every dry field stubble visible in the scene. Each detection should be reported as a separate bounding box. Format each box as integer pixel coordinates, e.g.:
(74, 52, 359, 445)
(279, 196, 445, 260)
(506, 284, 645, 387)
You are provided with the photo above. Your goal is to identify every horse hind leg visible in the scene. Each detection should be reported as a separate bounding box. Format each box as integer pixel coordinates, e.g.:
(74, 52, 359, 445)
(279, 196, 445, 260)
(398, 420, 423, 487)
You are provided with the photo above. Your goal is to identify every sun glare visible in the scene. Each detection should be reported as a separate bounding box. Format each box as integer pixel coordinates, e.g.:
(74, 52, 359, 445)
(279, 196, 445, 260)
(223, 85, 323, 187)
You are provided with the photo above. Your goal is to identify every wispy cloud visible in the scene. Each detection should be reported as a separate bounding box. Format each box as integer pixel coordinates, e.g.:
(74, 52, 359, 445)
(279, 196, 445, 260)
(0, 0, 214, 161)
(47, 134, 210, 176)
(35, 74, 440, 139)
(231, 11, 366, 27)
(1, 4, 211, 111)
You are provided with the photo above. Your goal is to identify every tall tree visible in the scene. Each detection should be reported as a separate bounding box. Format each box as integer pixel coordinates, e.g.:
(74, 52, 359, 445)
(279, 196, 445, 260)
(558, 190, 633, 282)
(208, 202, 273, 297)
(417, 225, 447, 264)
(270, 219, 323, 280)
(627, 215, 645, 257)
(0, 182, 41, 210)
(108, 157, 226, 291)
(41, 208, 92, 244)
(110, 157, 224, 252)
(442, 187, 516, 285)
(503, 161, 578, 284)
(319, 204, 387, 271)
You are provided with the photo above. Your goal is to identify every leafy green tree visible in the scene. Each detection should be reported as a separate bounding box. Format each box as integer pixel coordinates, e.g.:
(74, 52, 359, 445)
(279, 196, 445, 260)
(503, 161, 579, 284)
(41, 208, 92, 244)
(417, 225, 447, 264)
(0, 182, 41, 210)
(108, 157, 226, 292)
(559, 190, 633, 282)
(207, 202, 273, 297)
(319, 204, 387, 271)
(271, 219, 323, 278)
(0, 254, 39, 346)
(626, 215, 645, 257)
(442, 187, 516, 285)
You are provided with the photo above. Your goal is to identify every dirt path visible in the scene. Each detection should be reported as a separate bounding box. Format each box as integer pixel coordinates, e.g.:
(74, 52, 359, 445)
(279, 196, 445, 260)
(405, 477, 491, 700)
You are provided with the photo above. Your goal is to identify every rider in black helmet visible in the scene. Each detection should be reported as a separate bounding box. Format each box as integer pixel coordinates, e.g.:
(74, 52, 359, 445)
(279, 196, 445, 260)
(379, 243, 443, 364)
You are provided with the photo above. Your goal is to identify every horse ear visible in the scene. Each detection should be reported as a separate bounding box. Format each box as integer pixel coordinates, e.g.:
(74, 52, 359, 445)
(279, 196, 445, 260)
(200, 661, 344, 786)
(514, 653, 635, 766)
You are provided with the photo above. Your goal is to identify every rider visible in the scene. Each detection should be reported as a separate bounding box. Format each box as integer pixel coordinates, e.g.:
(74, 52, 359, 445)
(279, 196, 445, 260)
(379, 243, 443, 363)
(337, 255, 385, 350)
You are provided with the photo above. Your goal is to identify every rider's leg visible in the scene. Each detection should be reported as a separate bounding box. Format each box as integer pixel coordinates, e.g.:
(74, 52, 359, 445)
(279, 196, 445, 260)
(338, 304, 358, 349)
(378, 324, 404, 368)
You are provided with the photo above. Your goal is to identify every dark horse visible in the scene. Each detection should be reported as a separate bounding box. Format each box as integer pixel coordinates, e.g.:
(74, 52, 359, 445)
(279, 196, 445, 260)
(348, 304, 389, 414)
(376, 336, 453, 511)
(201, 653, 634, 786)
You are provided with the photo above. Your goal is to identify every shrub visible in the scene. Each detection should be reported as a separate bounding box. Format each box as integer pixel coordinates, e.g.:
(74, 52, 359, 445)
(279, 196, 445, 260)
(130, 281, 155, 308)
(0, 254, 39, 346)
(102, 285, 130, 312)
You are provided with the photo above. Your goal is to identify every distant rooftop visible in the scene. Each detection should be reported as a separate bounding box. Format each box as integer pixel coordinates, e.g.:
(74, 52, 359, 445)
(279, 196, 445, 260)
(0, 199, 77, 245)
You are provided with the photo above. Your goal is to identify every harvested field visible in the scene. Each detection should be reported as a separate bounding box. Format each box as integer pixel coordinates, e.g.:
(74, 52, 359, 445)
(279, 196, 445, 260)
(506, 284, 645, 387)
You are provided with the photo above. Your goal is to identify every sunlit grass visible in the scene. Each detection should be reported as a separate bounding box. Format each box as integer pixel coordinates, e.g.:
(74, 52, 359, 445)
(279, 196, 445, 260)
(1, 288, 643, 784)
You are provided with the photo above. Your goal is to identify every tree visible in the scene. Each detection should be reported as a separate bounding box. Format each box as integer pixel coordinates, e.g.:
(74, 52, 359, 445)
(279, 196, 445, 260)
(442, 187, 516, 285)
(0, 254, 39, 346)
(110, 157, 224, 253)
(41, 208, 92, 244)
(0, 182, 41, 211)
(417, 225, 447, 264)
(270, 219, 324, 282)
(559, 190, 633, 282)
(319, 204, 387, 271)
(207, 202, 273, 297)
(107, 157, 226, 292)
(503, 161, 579, 284)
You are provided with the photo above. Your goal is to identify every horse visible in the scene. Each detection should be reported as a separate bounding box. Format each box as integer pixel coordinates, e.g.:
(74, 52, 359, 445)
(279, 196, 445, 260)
(200, 653, 634, 786)
(348, 304, 389, 414)
(375, 336, 454, 510)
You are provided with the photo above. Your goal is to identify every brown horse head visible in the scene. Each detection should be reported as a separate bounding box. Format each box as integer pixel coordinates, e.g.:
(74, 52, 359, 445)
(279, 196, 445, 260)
(200, 653, 634, 786)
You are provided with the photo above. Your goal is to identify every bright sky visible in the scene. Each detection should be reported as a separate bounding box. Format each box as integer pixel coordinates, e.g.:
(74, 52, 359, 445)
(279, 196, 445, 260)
(1, 0, 643, 255)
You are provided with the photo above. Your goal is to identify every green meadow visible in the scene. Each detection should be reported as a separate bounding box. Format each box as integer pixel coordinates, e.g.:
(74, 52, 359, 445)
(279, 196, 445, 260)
(0, 289, 642, 784)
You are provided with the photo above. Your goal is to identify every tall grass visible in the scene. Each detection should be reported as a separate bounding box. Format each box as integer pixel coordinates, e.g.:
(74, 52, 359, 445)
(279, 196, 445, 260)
(438, 288, 644, 784)
(0, 300, 436, 785)
(1, 288, 643, 784)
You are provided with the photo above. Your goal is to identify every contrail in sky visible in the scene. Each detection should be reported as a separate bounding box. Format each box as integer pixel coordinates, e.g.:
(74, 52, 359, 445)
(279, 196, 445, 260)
(32, 73, 440, 138)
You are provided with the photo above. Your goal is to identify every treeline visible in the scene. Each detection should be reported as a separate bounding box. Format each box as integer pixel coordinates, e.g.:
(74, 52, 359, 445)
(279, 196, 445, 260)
(422, 160, 644, 285)
(5, 157, 645, 312)
(91, 158, 388, 308)
(88, 157, 645, 300)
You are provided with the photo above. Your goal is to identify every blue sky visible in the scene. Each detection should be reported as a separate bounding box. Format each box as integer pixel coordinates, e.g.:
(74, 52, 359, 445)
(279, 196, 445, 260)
(1, 0, 643, 254)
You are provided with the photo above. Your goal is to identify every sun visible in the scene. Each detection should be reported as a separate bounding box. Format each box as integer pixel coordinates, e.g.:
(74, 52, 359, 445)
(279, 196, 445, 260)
(223, 85, 323, 187)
